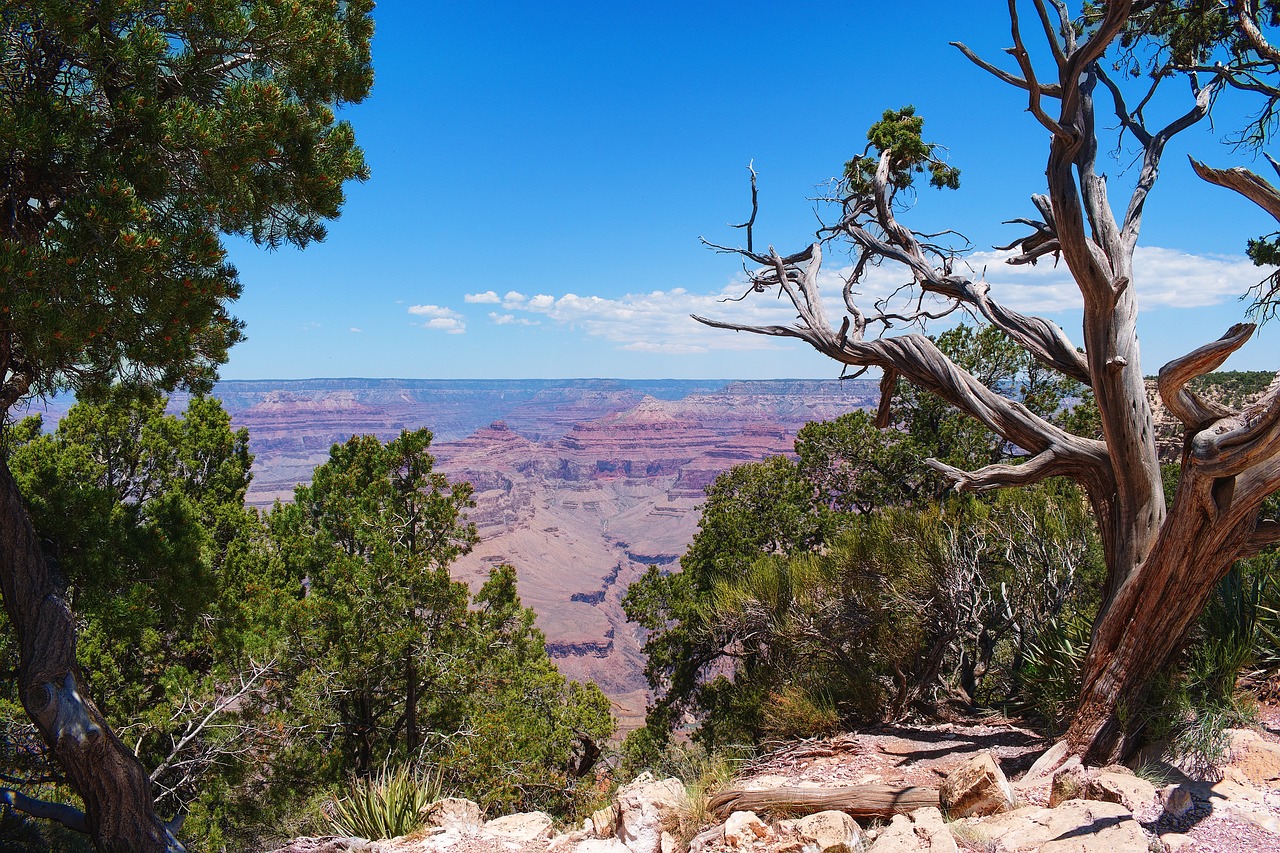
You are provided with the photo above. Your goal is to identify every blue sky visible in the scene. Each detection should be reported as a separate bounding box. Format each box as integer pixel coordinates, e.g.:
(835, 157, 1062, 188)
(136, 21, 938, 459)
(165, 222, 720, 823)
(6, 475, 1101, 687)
(220, 2, 1279, 380)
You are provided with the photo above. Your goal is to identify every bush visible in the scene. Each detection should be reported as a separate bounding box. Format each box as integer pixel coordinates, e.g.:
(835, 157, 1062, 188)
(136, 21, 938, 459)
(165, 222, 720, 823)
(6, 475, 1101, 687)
(1018, 615, 1092, 732)
(326, 763, 442, 841)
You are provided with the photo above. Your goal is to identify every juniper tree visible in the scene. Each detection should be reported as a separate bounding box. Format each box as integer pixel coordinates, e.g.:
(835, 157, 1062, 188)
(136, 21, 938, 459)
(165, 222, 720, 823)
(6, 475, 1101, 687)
(697, 2, 1280, 763)
(0, 2, 372, 848)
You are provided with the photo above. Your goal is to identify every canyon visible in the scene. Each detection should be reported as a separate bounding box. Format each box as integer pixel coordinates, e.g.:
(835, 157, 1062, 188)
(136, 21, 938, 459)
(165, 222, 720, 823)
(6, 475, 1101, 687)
(198, 378, 877, 729)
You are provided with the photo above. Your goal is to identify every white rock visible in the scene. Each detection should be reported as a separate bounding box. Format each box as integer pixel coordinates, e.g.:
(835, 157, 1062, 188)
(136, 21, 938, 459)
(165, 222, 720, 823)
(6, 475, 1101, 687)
(794, 810, 860, 853)
(484, 811, 555, 842)
(421, 797, 484, 830)
(614, 774, 688, 853)
(865, 808, 957, 853)
(723, 810, 770, 848)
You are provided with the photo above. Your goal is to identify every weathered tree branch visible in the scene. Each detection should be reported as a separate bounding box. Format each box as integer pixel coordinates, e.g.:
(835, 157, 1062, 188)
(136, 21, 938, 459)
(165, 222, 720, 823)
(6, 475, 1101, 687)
(1190, 157, 1280, 221)
(950, 41, 1063, 98)
(1191, 370, 1280, 476)
(148, 659, 273, 785)
(1239, 517, 1280, 559)
(1158, 324, 1255, 429)
(0, 787, 88, 834)
(926, 448, 1076, 492)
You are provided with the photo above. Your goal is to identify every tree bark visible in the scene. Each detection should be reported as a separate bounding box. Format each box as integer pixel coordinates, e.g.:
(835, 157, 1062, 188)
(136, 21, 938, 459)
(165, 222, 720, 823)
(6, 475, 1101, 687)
(0, 460, 182, 852)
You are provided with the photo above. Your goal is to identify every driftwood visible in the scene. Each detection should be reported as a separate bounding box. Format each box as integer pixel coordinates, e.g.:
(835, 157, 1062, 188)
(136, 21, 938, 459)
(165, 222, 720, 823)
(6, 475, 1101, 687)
(708, 785, 940, 820)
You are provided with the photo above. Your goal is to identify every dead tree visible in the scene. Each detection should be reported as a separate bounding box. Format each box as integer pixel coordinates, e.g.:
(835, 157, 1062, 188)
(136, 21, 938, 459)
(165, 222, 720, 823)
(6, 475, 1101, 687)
(696, 1, 1280, 764)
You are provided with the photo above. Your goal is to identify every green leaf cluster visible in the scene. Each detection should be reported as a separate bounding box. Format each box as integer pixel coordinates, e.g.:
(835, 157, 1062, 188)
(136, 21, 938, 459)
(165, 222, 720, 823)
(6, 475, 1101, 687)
(265, 430, 614, 822)
(0, 409, 616, 846)
(0, 0, 373, 406)
(842, 106, 960, 196)
(624, 324, 1103, 749)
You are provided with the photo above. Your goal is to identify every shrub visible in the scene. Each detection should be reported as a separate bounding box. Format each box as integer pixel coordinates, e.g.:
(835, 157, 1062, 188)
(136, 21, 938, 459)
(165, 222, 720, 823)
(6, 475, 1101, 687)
(326, 763, 442, 841)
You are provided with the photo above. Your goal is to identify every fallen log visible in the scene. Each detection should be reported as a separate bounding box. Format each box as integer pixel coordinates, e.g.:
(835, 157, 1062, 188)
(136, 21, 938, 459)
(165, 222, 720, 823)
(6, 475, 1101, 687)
(707, 785, 940, 820)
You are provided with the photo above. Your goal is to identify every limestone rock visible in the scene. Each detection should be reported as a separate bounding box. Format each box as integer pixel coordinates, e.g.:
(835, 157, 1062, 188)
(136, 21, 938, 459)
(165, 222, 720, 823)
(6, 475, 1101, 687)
(1091, 769, 1157, 813)
(794, 810, 860, 853)
(865, 807, 957, 853)
(1048, 764, 1090, 808)
(940, 752, 1015, 817)
(483, 811, 555, 842)
(421, 797, 483, 830)
(1159, 784, 1194, 818)
(972, 800, 1148, 852)
(723, 810, 770, 848)
(687, 824, 725, 853)
(591, 805, 618, 837)
(574, 840, 633, 853)
(615, 773, 688, 853)
(265, 839, 371, 853)
(1224, 729, 1280, 787)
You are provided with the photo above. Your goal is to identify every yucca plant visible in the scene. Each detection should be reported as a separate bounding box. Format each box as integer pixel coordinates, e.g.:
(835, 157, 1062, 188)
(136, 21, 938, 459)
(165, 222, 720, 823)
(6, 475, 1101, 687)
(327, 762, 443, 840)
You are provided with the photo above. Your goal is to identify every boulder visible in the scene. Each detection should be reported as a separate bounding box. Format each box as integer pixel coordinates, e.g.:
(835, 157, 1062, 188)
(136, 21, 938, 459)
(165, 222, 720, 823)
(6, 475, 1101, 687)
(1159, 784, 1194, 818)
(1091, 768, 1157, 813)
(971, 800, 1148, 852)
(483, 811, 555, 842)
(793, 810, 860, 853)
(615, 773, 688, 853)
(865, 807, 956, 853)
(940, 752, 1015, 817)
(723, 810, 770, 848)
(1049, 764, 1156, 813)
(421, 797, 483, 830)
(591, 805, 617, 837)
(1223, 728, 1280, 787)
(1048, 764, 1091, 808)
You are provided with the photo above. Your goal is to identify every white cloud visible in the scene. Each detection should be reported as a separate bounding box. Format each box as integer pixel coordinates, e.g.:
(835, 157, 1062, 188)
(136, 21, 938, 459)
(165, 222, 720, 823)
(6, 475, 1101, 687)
(408, 304, 466, 334)
(469, 245, 1270, 355)
(947, 246, 1271, 313)
(465, 291, 501, 304)
(349, 327, 363, 333)
(489, 312, 539, 326)
(424, 317, 465, 334)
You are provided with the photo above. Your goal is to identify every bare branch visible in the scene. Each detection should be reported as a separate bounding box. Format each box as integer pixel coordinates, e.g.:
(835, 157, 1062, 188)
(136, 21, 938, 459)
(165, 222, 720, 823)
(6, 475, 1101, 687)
(149, 659, 273, 785)
(1238, 517, 1280, 559)
(730, 163, 759, 254)
(1007, 0, 1067, 136)
(926, 449, 1073, 492)
(1192, 370, 1280, 476)
(875, 368, 898, 429)
(0, 788, 88, 835)
(1121, 74, 1220, 247)
(1158, 324, 1255, 429)
(1234, 1, 1280, 66)
(1030, 0, 1068, 71)
(950, 41, 1063, 97)
(1190, 157, 1280, 221)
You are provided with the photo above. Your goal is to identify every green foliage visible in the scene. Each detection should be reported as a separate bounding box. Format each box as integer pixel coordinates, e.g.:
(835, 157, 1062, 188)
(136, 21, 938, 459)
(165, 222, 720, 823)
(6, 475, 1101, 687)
(0, 390, 281, 846)
(843, 106, 960, 195)
(0, 1, 373, 405)
(1018, 616, 1093, 732)
(270, 431, 614, 821)
(326, 763, 442, 841)
(625, 323, 1100, 746)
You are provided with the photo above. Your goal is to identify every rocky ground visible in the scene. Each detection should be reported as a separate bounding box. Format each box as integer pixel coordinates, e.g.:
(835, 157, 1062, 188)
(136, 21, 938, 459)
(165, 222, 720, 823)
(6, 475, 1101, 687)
(269, 710, 1280, 853)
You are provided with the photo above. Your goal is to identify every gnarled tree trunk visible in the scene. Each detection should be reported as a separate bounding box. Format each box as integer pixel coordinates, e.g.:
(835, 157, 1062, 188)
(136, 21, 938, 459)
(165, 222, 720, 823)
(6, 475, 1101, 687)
(694, 0, 1280, 765)
(0, 461, 182, 852)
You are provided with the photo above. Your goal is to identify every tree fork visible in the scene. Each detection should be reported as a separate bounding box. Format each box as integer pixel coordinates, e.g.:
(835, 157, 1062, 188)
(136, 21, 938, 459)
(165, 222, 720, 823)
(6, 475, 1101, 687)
(0, 461, 182, 852)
